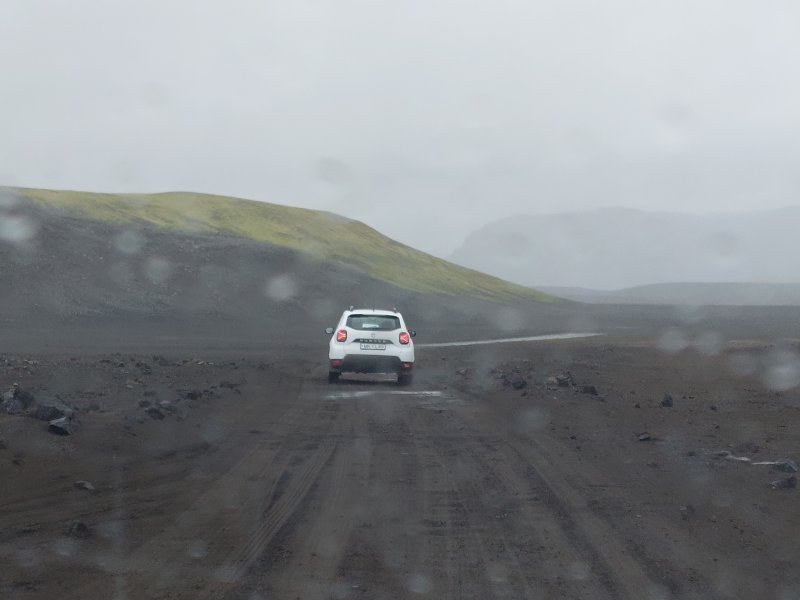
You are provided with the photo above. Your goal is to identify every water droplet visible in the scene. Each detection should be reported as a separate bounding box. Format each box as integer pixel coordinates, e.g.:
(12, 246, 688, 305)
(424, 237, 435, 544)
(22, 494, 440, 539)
(513, 408, 549, 434)
(264, 274, 297, 302)
(568, 561, 590, 581)
(657, 328, 688, 354)
(762, 349, 800, 392)
(0, 192, 20, 208)
(114, 230, 145, 255)
(188, 540, 208, 559)
(649, 582, 671, 600)
(407, 573, 432, 594)
(0, 215, 37, 244)
(694, 332, 722, 357)
(777, 587, 800, 600)
(492, 307, 523, 332)
(144, 256, 172, 284)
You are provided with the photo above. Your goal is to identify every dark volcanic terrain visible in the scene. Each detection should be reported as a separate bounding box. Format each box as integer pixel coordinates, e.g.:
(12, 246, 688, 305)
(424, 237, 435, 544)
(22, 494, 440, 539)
(2, 335, 799, 600)
(2, 192, 800, 599)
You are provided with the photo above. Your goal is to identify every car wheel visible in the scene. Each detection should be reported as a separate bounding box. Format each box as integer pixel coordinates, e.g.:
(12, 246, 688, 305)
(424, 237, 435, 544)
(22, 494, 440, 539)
(398, 372, 413, 386)
(328, 371, 340, 384)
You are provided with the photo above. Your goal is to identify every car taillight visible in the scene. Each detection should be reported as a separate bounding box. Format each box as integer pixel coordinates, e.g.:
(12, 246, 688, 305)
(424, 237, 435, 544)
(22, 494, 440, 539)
(336, 329, 348, 342)
(399, 331, 410, 345)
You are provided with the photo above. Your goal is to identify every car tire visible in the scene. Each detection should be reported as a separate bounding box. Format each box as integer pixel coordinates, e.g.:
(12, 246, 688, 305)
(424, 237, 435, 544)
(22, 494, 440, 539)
(328, 371, 340, 384)
(398, 372, 413, 387)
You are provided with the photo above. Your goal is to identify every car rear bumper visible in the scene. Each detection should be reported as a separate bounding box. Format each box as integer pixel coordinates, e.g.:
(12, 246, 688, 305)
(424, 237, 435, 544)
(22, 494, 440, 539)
(330, 355, 414, 374)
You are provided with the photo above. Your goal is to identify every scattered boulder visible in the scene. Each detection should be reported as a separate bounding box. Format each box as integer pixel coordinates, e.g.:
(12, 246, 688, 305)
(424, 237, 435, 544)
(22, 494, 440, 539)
(773, 459, 799, 474)
(74, 480, 96, 492)
(31, 400, 74, 422)
(578, 385, 598, 396)
(1, 385, 35, 414)
(555, 373, 574, 387)
(680, 505, 695, 520)
(67, 521, 91, 539)
(48, 416, 73, 435)
(637, 432, 652, 442)
(770, 476, 797, 490)
(185, 390, 202, 400)
(145, 406, 165, 420)
(661, 394, 674, 408)
(511, 379, 527, 390)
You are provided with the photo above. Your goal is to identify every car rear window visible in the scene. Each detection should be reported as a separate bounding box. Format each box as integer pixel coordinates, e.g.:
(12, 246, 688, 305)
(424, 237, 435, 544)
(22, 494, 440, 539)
(346, 314, 401, 331)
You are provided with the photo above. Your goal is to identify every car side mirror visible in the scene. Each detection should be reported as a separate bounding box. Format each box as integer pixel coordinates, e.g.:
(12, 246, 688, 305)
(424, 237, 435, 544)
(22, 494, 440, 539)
(410, 330, 416, 338)
(325, 327, 334, 335)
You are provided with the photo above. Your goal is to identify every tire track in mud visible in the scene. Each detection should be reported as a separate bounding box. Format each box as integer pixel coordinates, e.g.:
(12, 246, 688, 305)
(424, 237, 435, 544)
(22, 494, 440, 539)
(199, 440, 336, 599)
(402, 404, 505, 599)
(449, 386, 659, 599)
(62, 375, 335, 599)
(239, 399, 372, 599)
(223, 381, 656, 600)
(407, 401, 613, 599)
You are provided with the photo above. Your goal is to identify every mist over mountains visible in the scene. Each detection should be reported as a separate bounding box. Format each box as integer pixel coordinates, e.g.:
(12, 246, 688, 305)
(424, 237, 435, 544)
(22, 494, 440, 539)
(451, 207, 800, 294)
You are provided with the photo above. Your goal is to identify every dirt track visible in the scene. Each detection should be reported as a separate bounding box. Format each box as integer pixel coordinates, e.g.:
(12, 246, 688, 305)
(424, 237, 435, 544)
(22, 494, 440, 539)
(1, 335, 799, 599)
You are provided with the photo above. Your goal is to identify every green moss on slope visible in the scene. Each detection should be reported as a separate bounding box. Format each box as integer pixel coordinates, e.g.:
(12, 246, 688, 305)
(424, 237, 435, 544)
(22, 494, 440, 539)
(11, 187, 557, 302)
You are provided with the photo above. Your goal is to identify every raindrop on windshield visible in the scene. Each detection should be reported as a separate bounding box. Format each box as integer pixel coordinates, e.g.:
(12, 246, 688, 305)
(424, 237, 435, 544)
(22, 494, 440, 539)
(144, 256, 173, 284)
(114, 230, 145, 255)
(657, 328, 689, 354)
(264, 274, 298, 302)
(762, 349, 800, 392)
(568, 561, 590, 581)
(187, 540, 208, 559)
(693, 331, 723, 357)
(406, 573, 432, 594)
(0, 214, 37, 244)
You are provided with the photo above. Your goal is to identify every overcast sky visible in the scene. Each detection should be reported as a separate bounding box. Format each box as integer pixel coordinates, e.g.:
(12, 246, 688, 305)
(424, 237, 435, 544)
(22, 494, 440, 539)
(2, 1, 799, 256)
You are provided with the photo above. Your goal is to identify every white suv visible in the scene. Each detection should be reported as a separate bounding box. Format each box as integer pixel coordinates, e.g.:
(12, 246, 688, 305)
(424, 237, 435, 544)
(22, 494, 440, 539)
(326, 308, 416, 385)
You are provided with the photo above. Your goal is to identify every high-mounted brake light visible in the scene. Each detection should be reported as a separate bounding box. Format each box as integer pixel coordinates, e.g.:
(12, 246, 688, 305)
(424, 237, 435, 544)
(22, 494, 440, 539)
(336, 329, 348, 342)
(399, 332, 410, 345)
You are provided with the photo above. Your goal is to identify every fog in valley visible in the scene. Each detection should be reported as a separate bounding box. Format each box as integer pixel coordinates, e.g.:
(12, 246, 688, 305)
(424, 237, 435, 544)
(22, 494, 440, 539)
(451, 207, 800, 303)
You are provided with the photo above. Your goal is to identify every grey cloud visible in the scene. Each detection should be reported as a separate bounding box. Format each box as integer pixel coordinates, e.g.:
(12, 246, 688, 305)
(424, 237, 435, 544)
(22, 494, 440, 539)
(2, 0, 799, 257)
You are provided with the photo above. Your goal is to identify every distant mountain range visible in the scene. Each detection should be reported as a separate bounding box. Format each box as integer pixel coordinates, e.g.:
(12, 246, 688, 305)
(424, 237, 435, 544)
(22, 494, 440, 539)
(451, 208, 800, 299)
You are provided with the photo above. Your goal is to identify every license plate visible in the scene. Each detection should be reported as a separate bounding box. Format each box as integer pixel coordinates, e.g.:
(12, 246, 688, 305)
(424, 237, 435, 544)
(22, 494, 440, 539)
(360, 343, 386, 350)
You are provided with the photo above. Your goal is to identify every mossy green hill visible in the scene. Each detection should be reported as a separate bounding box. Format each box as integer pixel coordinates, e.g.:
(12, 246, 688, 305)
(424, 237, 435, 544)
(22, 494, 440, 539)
(9, 187, 556, 303)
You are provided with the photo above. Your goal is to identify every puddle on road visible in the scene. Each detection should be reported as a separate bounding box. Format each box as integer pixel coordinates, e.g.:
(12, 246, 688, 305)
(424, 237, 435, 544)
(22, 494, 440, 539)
(417, 333, 602, 349)
(325, 390, 446, 400)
